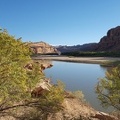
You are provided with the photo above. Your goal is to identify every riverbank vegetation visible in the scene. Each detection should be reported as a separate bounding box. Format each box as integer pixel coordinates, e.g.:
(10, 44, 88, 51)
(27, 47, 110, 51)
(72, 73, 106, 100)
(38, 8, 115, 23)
(96, 65, 120, 110)
(62, 51, 120, 57)
(96, 64, 120, 119)
(0, 29, 65, 118)
(62, 51, 120, 67)
(101, 61, 120, 67)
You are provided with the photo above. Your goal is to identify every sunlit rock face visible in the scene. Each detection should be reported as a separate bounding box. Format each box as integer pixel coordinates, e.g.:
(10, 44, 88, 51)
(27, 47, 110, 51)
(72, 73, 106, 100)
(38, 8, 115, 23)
(29, 41, 60, 54)
(95, 26, 120, 51)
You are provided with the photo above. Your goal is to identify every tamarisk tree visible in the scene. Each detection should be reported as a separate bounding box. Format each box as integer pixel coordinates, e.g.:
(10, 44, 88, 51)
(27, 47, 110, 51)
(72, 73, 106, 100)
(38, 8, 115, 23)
(96, 65, 120, 110)
(0, 29, 43, 111)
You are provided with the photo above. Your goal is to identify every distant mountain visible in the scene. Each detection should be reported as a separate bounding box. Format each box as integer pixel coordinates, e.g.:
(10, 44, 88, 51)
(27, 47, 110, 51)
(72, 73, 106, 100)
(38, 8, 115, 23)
(78, 43, 97, 51)
(55, 43, 97, 53)
(29, 41, 60, 54)
(56, 26, 120, 53)
(55, 45, 81, 53)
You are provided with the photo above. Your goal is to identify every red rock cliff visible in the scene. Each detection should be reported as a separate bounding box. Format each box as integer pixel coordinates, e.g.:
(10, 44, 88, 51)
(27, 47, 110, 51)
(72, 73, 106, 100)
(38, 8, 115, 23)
(29, 41, 60, 54)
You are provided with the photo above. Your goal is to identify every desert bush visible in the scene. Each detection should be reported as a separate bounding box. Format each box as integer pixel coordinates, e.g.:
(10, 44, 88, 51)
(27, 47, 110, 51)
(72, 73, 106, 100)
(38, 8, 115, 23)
(96, 65, 120, 110)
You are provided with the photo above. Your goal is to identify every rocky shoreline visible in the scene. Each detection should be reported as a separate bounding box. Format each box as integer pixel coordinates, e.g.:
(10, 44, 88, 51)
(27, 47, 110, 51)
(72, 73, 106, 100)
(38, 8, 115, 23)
(47, 98, 118, 120)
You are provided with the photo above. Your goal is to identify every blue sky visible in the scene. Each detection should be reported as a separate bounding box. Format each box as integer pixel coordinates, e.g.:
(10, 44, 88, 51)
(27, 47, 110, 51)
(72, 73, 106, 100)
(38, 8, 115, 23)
(0, 0, 120, 45)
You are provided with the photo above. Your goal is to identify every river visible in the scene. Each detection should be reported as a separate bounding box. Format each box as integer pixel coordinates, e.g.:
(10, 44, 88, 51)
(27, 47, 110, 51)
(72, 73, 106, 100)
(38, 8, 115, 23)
(44, 61, 113, 112)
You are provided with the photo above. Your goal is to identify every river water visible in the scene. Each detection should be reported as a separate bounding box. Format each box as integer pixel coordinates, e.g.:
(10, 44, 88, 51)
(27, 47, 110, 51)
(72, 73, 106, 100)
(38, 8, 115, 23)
(44, 61, 113, 112)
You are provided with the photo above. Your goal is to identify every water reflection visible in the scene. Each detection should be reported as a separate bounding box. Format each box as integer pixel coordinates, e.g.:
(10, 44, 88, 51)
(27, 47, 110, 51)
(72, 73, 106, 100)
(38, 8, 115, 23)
(44, 61, 112, 112)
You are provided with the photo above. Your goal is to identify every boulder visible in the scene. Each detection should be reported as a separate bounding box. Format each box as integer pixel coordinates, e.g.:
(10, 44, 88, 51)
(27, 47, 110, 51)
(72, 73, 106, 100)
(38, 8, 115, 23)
(31, 78, 51, 97)
(92, 112, 119, 120)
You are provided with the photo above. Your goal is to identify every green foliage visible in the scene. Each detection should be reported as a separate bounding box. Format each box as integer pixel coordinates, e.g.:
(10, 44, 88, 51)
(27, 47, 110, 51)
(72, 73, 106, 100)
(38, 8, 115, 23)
(101, 61, 120, 67)
(2, 81, 65, 119)
(72, 90, 85, 101)
(0, 29, 44, 111)
(96, 65, 120, 110)
(62, 51, 120, 57)
(36, 81, 65, 113)
(0, 28, 65, 119)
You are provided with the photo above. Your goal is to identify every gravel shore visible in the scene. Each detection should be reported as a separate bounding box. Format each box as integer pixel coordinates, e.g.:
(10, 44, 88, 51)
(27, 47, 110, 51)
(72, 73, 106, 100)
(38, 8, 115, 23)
(32, 55, 120, 64)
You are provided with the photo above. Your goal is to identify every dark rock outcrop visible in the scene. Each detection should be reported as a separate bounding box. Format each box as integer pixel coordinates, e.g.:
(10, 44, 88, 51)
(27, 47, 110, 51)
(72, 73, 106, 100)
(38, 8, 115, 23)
(95, 26, 120, 51)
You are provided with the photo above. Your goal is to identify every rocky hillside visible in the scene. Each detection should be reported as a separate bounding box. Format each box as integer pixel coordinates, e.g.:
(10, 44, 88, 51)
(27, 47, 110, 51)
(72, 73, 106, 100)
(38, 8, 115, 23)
(56, 26, 120, 53)
(29, 41, 60, 54)
(95, 26, 120, 51)
(47, 98, 118, 120)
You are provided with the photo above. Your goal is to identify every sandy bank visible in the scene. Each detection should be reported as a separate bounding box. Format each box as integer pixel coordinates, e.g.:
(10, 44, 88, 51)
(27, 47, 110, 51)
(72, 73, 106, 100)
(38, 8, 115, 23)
(32, 55, 120, 64)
